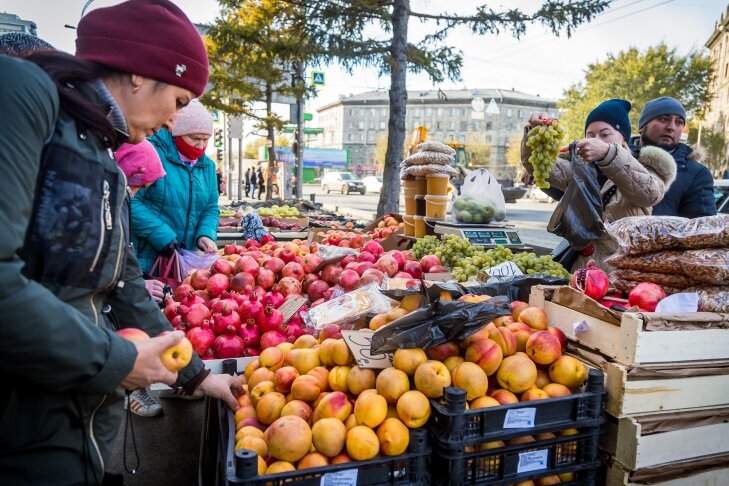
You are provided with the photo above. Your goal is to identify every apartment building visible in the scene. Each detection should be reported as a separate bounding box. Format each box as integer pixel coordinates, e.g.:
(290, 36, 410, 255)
(704, 6, 729, 167)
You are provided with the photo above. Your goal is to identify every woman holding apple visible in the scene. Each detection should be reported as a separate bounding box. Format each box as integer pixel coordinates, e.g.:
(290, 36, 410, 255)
(0, 1, 241, 484)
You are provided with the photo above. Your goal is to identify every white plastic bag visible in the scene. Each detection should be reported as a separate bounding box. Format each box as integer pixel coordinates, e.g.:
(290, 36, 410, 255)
(177, 249, 220, 277)
(451, 168, 506, 223)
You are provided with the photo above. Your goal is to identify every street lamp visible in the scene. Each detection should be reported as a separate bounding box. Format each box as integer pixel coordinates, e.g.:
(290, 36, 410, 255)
(64, 0, 95, 29)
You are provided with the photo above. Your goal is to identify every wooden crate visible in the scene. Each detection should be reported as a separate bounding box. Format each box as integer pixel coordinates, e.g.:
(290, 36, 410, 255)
(529, 286, 729, 366)
(602, 407, 729, 470)
(605, 459, 729, 485)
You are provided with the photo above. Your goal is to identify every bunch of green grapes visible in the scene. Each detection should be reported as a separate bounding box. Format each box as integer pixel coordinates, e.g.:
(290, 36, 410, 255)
(508, 251, 571, 278)
(433, 235, 482, 269)
(412, 235, 440, 259)
(526, 120, 565, 189)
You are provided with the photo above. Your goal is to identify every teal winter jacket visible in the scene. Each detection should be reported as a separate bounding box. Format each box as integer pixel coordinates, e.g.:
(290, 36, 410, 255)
(131, 129, 219, 273)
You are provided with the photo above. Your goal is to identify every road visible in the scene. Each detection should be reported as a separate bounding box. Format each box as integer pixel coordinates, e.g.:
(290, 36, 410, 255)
(301, 183, 564, 251)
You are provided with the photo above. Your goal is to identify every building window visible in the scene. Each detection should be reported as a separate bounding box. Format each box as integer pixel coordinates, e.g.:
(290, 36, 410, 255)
(379, 121, 386, 130)
(460, 121, 468, 131)
(517, 110, 523, 118)
(358, 121, 365, 129)
(486, 121, 493, 130)
(435, 132, 444, 142)
(367, 132, 375, 143)
(381, 108, 387, 116)
(507, 109, 513, 117)
(359, 133, 364, 142)
(368, 121, 375, 129)
(370, 108, 376, 117)
(449, 108, 456, 116)
(447, 132, 455, 141)
(425, 108, 432, 116)
(485, 135, 492, 143)
(459, 134, 466, 143)
(472, 121, 480, 131)
(448, 121, 456, 130)
(437, 108, 444, 116)
(348, 109, 354, 117)
(462, 108, 468, 116)
(436, 121, 442, 130)
(349, 122, 355, 129)
(347, 133, 353, 141)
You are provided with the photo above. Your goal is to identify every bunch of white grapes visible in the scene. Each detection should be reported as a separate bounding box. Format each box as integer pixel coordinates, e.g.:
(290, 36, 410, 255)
(526, 120, 565, 189)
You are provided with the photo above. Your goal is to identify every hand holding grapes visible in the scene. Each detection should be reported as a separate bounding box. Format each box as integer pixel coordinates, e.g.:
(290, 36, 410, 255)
(528, 112, 550, 127)
(525, 116, 565, 189)
(575, 138, 610, 162)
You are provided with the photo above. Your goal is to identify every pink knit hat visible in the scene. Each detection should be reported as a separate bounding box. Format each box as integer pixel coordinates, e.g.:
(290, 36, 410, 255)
(171, 99, 214, 136)
(115, 140, 166, 187)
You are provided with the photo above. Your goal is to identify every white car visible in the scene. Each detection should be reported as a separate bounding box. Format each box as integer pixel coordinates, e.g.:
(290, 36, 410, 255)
(715, 179, 729, 214)
(320, 172, 366, 195)
(362, 175, 383, 193)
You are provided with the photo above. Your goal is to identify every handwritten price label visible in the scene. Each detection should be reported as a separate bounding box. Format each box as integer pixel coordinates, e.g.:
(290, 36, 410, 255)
(340, 330, 393, 369)
(484, 261, 523, 278)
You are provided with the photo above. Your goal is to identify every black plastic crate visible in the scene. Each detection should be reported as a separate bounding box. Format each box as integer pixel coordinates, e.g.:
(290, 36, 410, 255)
(430, 369, 605, 448)
(431, 426, 602, 486)
(218, 401, 430, 486)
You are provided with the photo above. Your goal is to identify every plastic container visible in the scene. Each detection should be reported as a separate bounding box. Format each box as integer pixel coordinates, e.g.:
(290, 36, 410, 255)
(402, 179, 417, 198)
(219, 401, 431, 486)
(404, 194, 417, 215)
(425, 195, 450, 219)
(403, 214, 415, 236)
(414, 215, 425, 238)
(426, 173, 450, 196)
(423, 217, 438, 237)
(415, 176, 427, 195)
(415, 196, 426, 217)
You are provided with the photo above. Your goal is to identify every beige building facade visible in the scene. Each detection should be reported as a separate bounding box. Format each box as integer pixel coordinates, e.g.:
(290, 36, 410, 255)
(704, 6, 729, 171)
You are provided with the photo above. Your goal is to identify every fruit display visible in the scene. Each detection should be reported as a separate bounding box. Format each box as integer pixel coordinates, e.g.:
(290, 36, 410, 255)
(260, 216, 304, 231)
(525, 118, 565, 189)
(452, 195, 505, 224)
(257, 205, 301, 218)
(412, 235, 570, 282)
(365, 214, 403, 240)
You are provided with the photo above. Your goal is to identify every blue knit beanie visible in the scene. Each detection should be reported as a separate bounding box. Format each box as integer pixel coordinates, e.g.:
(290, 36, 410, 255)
(638, 97, 686, 129)
(584, 99, 632, 143)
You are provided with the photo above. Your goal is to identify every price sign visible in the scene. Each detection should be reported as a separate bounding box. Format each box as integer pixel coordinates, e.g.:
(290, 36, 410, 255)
(321, 468, 357, 486)
(279, 296, 308, 323)
(517, 449, 549, 474)
(503, 407, 536, 428)
(484, 261, 523, 278)
(340, 330, 393, 369)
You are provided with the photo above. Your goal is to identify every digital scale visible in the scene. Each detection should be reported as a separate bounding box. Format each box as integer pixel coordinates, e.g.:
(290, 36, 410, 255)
(432, 220, 529, 250)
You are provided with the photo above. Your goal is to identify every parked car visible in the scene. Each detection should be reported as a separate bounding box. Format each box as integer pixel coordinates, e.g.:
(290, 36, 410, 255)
(321, 172, 366, 195)
(715, 179, 729, 214)
(362, 175, 383, 193)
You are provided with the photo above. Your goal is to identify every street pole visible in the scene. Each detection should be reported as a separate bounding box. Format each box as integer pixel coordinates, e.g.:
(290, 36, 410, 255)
(238, 138, 243, 201)
(295, 62, 305, 200)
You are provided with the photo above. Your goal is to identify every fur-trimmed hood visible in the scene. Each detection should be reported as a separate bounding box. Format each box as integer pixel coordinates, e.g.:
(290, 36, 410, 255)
(638, 145, 677, 188)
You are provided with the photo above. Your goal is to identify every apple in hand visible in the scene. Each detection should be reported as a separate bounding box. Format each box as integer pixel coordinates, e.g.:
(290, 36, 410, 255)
(116, 328, 151, 342)
(159, 331, 193, 372)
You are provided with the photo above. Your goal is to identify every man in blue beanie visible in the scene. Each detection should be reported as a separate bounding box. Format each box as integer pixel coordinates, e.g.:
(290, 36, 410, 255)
(631, 97, 716, 218)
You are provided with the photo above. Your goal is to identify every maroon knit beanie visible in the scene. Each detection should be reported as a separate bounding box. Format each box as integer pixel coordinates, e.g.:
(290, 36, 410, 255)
(76, 0, 209, 97)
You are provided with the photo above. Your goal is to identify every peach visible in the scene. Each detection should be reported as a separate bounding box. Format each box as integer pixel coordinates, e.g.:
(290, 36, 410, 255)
(518, 307, 549, 331)
(451, 362, 488, 400)
(266, 461, 296, 474)
(393, 348, 428, 376)
(549, 356, 587, 388)
(470, 396, 500, 409)
(292, 348, 321, 375)
(266, 416, 312, 463)
(318, 324, 343, 342)
(399, 294, 422, 312)
(460, 327, 491, 349)
(293, 334, 318, 349)
(396, 390, 431, 428)
(297, 452, 329, 469)
(375, 367, 410, 404)
(465, 339, 503, 376)
(344, 414, 358, 431)
(259, 346, 285, 371)
(234, 405, 256, 425)
(247, 367, 275, 391)
(346, 426, 379, 461)
(312, 391, 352, 423)
(507, 435, 535, 446)
(354, 391, 388, 428)
(317, 338, 338, 367)
(511, 301, 529, 320)
(306, 367, 330, 392)
(386, 307, 409, 322)
(280, 399, 313, 422)
(477, 440, 505, 451)
(543, 383, 572, 398)
(414, 360, 451, 398)
(276, 341, 294, 357)
(535, 432, 557, 440)
(425, 341, 460, 361)
(235, 425, 264, 442)
(237, 417, 265, 431)
(525, 331, 562, 365)
(535, 476, 562, 486)
(377, 417, 410, 456)
(488, 326, 517, 357)
(312, 392, 328, 410)
(331, 453, 352, 464)
(285, 348, 299, 366)
(490, 389, 519, 405)
(255, 391, 287, 425)
(558, 472, 576, 482)
(234, 435, 267, 456)
(521, 387, 550, 401)
(273, 366, 300, 394)
(369, 313, 389, 331)
(513, 330, 532, 353)
(257, 455, 267, 475)
(535, 369, 551, 389)
(346, 366, 376, 396)
(492, 316, 515, 327)
(291, 375, 321, 402)
(443, 356, 465, 375)
(328, 365, 350, 393)
(546, 327, 568, 353)
(507, 321, 533, 334)
(496, 353, 537, 394)
(244, 360, 260, 379)
(311, 418, 347, 457)
(331, 339, 354, 366)
(250, 381, 275, 407)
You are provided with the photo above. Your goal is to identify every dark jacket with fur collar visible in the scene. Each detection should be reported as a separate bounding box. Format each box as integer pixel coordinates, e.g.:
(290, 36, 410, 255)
(629, 137, 716, 218)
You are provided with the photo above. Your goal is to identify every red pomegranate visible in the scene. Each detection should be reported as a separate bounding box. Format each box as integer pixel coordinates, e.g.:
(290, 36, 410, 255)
(184, 303, 212, 329)
(628, 282, 666, 312)
(212, 304, 242, 336)
(570, 260, 609, 300)
(212, 334, 244, 358)
(187, 326, 215, 356)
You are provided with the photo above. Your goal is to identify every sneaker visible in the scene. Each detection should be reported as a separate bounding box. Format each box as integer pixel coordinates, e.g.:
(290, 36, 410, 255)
(125, 388, 163, 417)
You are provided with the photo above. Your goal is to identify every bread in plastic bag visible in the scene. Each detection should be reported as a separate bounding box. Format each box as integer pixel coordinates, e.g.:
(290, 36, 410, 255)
(676, 248, 729, 285)
(606, 214, 729, 255)
(684, 286, 729, 313)
(609, 269, 692, 289)
(416, 141, 455, 155)
(451, 168, 506, 223)
(303, 283, 393, 329)
(402, 151, 453, 167)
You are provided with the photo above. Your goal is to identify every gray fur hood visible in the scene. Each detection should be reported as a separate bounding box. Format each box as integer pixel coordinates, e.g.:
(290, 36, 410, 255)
(637, 145, 677, 187)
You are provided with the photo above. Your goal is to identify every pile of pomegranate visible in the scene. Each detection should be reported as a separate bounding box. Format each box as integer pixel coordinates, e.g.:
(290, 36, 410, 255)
(162, 235, 443, 360)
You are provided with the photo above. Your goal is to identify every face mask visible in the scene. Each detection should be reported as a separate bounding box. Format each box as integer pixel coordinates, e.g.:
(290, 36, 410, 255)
(174, 136, 206, 160)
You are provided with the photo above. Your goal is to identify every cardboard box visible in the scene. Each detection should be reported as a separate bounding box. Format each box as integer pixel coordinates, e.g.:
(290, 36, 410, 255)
(362, 214, 403, 232)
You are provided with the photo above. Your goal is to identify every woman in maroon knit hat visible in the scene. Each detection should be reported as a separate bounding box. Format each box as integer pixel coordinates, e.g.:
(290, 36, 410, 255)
(0, 1, 241, 483)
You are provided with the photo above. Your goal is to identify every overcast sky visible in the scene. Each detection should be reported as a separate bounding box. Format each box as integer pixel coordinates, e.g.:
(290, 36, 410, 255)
(3, 0, 726, 112)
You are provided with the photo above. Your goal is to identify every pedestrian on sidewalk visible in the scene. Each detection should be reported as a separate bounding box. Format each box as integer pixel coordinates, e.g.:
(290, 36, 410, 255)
(0, 1, 242, 483)
(244, 167, 252, 197)
(250, 166, 258, 199)
(257, 167, 265, 199)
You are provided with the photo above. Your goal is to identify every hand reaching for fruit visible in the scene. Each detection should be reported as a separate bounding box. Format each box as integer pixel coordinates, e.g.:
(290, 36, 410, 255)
(197, 236, 218, 253)
(194, 373, 244, 410)
(120, 330, 186, 390)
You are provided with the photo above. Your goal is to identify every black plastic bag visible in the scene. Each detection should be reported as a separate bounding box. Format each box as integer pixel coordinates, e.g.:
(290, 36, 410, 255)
(465, 275, 569, 303)
(547, 144, 604, 251)
(369, 298, 511, 354)
(551, 240, 579, 272)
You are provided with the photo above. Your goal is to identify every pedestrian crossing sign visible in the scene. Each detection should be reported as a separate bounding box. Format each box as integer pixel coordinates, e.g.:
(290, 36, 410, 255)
(312, 71, 325, 86)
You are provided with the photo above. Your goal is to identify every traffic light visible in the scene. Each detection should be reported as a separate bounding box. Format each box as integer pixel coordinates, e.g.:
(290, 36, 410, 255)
(216, 147, 223, 163)
(214, 128, 223, 148)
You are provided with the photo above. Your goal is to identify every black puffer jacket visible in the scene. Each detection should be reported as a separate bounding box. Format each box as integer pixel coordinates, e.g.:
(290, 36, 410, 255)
(630, 137, 716, 218)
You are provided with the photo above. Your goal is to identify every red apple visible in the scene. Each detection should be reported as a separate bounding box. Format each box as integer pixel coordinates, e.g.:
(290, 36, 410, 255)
(116, 328, 150, 342)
